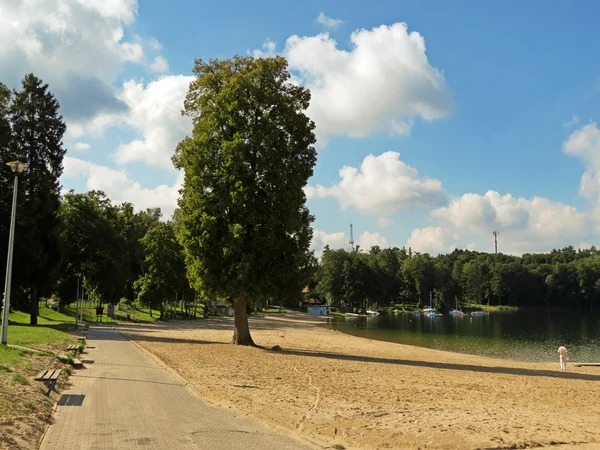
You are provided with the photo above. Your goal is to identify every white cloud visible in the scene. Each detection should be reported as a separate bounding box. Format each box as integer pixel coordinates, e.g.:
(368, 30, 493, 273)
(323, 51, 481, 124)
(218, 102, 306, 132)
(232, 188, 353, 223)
(358, 231, 388, 250)
(73, 142, 90, 151)
(150, 56, 169, 73)
(0, 0, 166, 125)
(563, 123, 600, 201)
(432, 191, 591, 254)
(310, 230, 348, 257)
(62, 156, 181, 218)
(377, 217, 393, 228)
(277, 22, 451, 142)
(316, 12, 343, 28)
(305, 151, 446, 214)
(113, 75, 194, 168)
(406, 227, 458, 255)
(252, 39, 277, 58)
(65, 124, 85, 141)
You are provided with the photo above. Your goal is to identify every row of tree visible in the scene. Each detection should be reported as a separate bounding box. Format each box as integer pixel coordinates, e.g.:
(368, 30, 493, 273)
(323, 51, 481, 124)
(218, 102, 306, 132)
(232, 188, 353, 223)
(0, 75, 192, 323)
(312, 245, 600, 313)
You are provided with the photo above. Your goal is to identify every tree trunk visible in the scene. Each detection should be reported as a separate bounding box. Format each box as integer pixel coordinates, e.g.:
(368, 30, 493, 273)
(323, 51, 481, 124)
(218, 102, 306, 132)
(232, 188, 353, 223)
(231, 294, 254, 346)
(30, 284, 38, 326)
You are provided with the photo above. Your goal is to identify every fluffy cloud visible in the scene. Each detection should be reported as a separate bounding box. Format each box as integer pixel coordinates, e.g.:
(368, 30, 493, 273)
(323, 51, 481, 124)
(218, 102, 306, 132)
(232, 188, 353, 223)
(278, 22, 451, 141)
(406, 227, 458, 255)
(150, 56, 169, 73)
(0, 0, 166, 122)
(62, 157, 181, 218)
(316, 12, 343, 28)
(310, 230, 348, 257)
(563, 123, 600, 202)
(306, 152, 446, 214)
(432, 191, 591, 254)
(113, 75, 194, 168)
(358, 231, 388, 250)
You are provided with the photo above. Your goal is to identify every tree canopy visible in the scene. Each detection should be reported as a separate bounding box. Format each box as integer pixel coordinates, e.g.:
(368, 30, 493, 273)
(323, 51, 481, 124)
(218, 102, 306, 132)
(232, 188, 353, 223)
(313, 245, 600, 313)
(173, 56, 317, 345)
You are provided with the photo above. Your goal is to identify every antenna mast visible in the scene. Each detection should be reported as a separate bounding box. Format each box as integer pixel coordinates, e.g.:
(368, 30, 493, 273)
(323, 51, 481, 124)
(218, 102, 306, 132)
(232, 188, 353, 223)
(349, 223, 355, 251)
(493, 231, 499, 254)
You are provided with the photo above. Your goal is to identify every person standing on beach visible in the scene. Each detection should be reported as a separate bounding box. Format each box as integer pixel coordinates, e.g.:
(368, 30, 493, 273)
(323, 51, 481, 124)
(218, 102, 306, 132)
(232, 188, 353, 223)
(557, 345, 569, 371)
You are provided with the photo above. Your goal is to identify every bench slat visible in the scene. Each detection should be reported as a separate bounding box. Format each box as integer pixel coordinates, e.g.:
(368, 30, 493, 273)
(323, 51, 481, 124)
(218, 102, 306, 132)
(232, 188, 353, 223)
(42, 370, 54, 381)
(35, 369, 50, 380)
(50, 369, 62, 380)
(67, 345, 78, 350)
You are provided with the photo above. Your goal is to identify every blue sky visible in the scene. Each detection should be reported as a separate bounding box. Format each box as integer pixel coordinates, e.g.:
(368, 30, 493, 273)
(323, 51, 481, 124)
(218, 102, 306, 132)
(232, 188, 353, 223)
(2, 0, 600, 255)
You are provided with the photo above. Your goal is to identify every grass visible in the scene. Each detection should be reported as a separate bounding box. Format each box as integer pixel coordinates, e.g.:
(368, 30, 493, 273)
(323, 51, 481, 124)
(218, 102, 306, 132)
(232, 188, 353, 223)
(12, 373, 28, 385)
(466, 303, 519, 312)
(6, 308, 76, 351)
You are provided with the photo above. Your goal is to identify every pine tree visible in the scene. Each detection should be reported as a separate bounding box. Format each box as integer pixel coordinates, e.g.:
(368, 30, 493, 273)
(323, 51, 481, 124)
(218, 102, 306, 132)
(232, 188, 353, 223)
(9, 74, 66, 325)
(0, 83, 12, 265)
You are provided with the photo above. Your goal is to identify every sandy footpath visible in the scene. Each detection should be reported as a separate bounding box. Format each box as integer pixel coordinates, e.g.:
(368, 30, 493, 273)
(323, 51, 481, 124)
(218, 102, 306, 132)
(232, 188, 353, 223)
(118, 312, 600, 450)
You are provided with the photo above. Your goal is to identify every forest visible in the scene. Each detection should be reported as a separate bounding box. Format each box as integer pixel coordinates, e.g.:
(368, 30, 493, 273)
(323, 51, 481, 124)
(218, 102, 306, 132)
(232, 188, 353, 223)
(312, 245, 600, 313)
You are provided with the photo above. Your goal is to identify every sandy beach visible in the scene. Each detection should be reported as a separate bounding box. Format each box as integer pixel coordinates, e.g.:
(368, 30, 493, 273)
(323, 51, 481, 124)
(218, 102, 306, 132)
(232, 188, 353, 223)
(119, 312, 600, 450)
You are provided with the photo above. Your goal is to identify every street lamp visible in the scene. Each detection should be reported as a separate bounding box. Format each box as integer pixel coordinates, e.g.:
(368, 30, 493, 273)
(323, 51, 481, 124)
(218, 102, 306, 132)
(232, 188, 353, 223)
(1, 160, 28, 345)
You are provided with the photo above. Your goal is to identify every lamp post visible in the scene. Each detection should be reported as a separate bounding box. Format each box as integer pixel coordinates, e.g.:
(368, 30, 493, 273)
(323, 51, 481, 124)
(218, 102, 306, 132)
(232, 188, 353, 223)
(1, 161, 28, 345)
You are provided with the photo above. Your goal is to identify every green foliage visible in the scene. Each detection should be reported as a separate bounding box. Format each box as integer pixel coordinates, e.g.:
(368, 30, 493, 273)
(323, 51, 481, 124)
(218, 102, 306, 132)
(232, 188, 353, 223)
(4, 74, 67, 324)
(315, 246, 600, 312)
(174, 56, 317, 343)
(134, 222, 187, 317)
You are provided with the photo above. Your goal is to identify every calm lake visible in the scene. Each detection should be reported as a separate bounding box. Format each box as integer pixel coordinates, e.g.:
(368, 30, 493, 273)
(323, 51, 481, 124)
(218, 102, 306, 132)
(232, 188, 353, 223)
(327, 309, 600, 363)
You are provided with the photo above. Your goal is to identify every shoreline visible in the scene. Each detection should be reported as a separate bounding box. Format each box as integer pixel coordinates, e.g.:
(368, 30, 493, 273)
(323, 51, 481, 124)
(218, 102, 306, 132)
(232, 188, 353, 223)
(121, 312, 600, 450)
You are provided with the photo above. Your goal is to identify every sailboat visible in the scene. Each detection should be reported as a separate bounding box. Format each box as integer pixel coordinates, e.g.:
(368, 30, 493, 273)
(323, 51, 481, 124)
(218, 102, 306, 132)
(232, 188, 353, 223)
(423, 292, 443, 317)
(449, 296, 467, 317)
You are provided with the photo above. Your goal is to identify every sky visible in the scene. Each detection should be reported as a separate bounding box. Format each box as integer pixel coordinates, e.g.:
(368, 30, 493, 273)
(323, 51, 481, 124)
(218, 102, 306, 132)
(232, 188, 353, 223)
(1, 0, 600, 257)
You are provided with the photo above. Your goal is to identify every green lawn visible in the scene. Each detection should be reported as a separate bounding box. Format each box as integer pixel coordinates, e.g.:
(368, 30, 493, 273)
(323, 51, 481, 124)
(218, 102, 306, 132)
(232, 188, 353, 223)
(6, 308, 76, 350)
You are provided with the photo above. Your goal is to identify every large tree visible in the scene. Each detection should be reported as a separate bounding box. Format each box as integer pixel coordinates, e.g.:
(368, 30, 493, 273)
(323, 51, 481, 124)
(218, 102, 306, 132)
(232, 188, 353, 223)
(134, 222, 187, 319)
(9, 74, 66, 324)
(56, 191, 127, 307)
(174, 56, 317, 345)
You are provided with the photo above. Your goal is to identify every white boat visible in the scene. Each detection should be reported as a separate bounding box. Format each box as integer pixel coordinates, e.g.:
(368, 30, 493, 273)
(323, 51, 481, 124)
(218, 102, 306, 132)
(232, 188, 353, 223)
(470, 310, 489, 316)
(449, 296, 467, 317)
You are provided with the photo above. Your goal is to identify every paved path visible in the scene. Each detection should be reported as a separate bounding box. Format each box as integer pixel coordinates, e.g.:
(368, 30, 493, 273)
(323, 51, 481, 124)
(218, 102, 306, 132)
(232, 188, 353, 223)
(40, 327, 313, 450)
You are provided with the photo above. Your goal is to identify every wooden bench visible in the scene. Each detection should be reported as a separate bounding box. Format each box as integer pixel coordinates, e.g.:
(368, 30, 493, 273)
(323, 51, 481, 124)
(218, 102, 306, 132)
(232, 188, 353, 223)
(66, 344, 79, 357)
(34, 369, 62, 396)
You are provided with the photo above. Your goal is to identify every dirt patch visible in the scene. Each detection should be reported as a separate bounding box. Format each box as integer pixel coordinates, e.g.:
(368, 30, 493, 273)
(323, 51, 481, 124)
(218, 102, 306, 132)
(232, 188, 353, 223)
(0, 348, 72, 449)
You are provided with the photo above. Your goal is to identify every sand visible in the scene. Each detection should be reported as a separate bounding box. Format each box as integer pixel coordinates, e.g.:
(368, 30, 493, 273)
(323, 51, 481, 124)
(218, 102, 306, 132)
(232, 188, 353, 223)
(119, 312, 600, 450)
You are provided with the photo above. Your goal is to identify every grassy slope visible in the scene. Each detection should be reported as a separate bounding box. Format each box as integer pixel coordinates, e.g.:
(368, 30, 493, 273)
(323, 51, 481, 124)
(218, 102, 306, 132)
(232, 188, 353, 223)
(65, 303, 204, 324)
(0, 308, 77, 449)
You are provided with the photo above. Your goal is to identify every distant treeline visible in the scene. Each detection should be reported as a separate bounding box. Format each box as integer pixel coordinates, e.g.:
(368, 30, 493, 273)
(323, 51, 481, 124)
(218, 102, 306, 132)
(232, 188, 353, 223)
(311, 245, 600, 313)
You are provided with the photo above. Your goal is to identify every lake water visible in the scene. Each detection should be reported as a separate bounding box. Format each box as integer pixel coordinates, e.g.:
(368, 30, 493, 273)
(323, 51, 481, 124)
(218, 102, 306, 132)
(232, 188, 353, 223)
(327, 309, 600, 363)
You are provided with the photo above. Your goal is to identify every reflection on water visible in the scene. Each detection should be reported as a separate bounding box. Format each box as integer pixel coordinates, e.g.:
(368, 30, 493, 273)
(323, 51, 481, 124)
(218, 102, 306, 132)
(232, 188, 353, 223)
(327, 309, 600, 362)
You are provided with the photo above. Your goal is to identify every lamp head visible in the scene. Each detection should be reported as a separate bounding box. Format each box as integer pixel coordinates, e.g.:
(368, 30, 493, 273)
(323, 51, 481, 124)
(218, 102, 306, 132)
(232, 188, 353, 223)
(6, 161, 28, 173)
